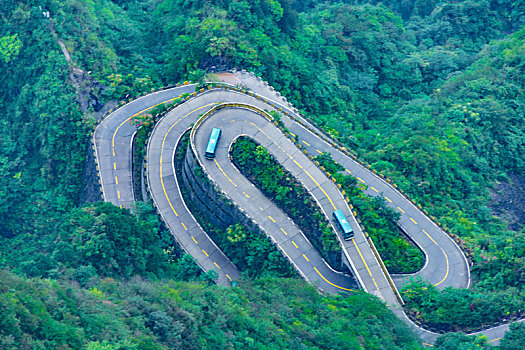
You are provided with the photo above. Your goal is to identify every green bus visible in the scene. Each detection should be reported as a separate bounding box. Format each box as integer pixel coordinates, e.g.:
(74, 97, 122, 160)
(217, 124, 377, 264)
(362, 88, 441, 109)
(205, 128, 221, 159)
(333, 209, 354, 240)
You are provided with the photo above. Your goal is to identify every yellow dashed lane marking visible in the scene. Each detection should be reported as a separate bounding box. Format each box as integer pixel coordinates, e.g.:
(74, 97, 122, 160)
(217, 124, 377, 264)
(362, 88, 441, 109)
(487, 338, 500, 344)
(243, 192, 250, 198)
(293, 159, 303, 168)
(117, 190, 120, 199)
(352, 239, 379, 290)
(113, 162, 116, 170)
(410, 218, 418, 225)
(119, 205, 122, 209)
(259, 207, 264, 211)
(115, 176, 119, 185)
(280, 228, 288, 236)
(214, 159, 237, 187)
(304, 169, 336, 210)
(112, 94, 184, 160)
(345, 169, 351, 174)
(316, 149, 323, 154)
(290, 132, 296, 137)
(371, 187, 378, 192)
(202, 249, 209, 257)
(357, 177, 365, 183)
(313, 267, 357, 292)
(302, 140, 310, 146)
(385, 196, 392, 203)
(422, 229, 437, 245)
(226, 274, 232, 281)
(268, 216, 276, 223)
(181, 222, 187, 230)
(214, 262, 220, 269)
(292, 241, 298, 249)
(302, 254, 309, 262)
(160, 104, 216, 219)
(191, 236, 198, 244)
(397, 207, 405, 214)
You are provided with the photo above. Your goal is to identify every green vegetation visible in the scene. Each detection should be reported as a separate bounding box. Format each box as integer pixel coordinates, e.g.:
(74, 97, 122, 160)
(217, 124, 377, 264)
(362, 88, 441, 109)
(315, 154, 425, 274)
(432, 322, 525, 350)
(1, 0, 524, 344)
(175, 132, 295, 279)
(231, 137, 343, 271)
(0, 200, 210, 284)
(0, 270, 421, 349)
(402, 279, 524, 332)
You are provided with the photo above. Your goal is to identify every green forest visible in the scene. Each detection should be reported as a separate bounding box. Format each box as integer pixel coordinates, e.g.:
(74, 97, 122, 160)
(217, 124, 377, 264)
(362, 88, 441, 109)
(1, 0, 524, 348)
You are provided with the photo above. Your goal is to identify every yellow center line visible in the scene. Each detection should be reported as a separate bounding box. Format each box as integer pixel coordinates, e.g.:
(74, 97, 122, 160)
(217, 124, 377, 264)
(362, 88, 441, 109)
(268, 216, 276, 223)
(214, 262, 220, 269)
(371, 187, 378, 192)
(117, 190, 120, 199)
(345, 169, 351, 174)
(249, 123, 270, 138)
(316, 149, 323, 154)
(113, 162, 117, 171)
(290, 132, 296, 137)
(293, 159, 303, 168)
(434, 247, 450, 287)
(487, 338, 500, 343)
(111, 95, 182, 159)
(292, 241, 298, 249)
(181, 222, 187, 230)
(357, 177, 365, 183)
(302, 140, 310, 146)
(313, 267, 357, 292)
(226, 274, 232, 281)
(280, 228, 288, 236)
(352, 239, 379, 290)
(303, 169, 337, 210)
(397, 207, 405, 214)
(202, 249, 209, 257)
(160, 104, 216, 218)
(259, 207, 264, 211)
(422, 229, 438, 245)
(115, 176, 119, 185)
(422, 342, 434, 347)
(119, 205, 122, 209)
(191, 236, 198, 244)
(302, 254, 310, 262)
(214, 158, 237, 187)
(410, 218, 418, 225)
(384, 196, 392, 203)
(243, 192, 250, 198)
(421, 230, 450, 287)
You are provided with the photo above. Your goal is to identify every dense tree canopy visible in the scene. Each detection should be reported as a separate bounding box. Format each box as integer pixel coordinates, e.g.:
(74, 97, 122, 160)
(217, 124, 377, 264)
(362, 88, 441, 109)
(0, 0, 523, 346)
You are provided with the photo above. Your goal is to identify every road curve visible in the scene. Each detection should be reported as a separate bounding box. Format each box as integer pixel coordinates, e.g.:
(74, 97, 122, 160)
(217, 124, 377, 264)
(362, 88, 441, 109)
(93, 73, 522, 345)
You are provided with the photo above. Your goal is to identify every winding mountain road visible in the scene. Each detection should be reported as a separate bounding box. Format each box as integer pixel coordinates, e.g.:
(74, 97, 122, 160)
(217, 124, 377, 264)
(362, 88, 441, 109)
(93, 72, 522, 346)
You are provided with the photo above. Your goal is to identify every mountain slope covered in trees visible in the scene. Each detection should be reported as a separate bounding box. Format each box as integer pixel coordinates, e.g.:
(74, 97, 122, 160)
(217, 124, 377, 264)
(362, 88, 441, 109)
(0, 0, 524, 348)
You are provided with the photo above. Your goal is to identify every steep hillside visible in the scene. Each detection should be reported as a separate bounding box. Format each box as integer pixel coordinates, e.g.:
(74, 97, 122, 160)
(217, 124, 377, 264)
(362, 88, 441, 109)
(0, 0, 523, 346)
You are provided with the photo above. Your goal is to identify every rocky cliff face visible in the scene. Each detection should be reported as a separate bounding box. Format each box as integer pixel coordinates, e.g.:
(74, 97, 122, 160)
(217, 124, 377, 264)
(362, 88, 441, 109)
(490, 173, 525, 231)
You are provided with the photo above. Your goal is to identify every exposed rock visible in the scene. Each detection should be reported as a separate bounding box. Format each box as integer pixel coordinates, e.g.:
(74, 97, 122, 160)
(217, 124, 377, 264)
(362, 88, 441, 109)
(489, 173, 525, 231)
